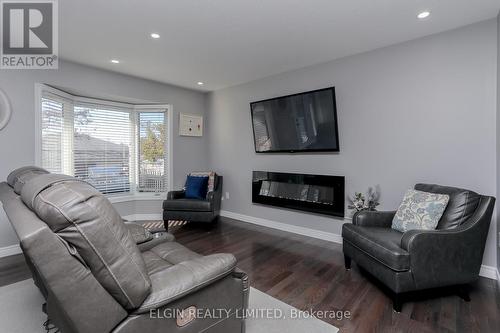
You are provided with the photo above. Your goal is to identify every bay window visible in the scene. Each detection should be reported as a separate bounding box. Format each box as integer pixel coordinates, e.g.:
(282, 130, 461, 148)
(36, 84, 170, 196)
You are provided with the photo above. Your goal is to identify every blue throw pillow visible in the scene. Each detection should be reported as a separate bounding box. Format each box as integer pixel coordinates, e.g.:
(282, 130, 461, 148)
(185, 175, 209, 199)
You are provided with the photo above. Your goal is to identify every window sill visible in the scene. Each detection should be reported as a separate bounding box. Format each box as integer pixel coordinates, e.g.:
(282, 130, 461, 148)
(107, 193, 166, 204)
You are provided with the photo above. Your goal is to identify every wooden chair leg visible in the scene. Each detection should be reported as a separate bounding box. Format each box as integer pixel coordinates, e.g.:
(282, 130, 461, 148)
(344, 255, 351, 270)
(393, 293, 403, 313)
(457, 285, 471, 302)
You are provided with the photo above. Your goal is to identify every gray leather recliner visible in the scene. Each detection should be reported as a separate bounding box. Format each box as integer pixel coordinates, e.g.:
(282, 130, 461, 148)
(342, 183, 495, 312)
(0, 167, 248, 333)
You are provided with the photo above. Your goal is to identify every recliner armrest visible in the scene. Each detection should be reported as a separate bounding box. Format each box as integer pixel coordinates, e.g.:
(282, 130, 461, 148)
(232, 268, 250, 309)
(125, 222, 154, 244)
(352, 210, 396, 227)
(137, 233, 176, 252)
(134, 253, 237, 313)
(167, 190, 186, 200)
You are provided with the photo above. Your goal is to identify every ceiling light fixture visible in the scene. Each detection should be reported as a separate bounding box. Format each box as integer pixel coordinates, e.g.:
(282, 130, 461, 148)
(150, 33, 160, 39)
(110, 59, 120, 64)
(197, 82, 204, 86)
(417, 11, 430, 19)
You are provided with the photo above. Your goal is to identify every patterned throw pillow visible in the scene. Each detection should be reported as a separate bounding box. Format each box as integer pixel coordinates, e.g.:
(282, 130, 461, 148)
(391, 189, 449, 233)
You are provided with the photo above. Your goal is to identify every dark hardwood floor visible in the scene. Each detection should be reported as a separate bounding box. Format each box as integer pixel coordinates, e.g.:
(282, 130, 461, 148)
(172, 218, 500, 333)
(1, 217, 499, 332)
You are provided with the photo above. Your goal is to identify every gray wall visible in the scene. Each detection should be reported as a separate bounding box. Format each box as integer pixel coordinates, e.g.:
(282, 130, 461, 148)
(113, 200, 164, 218)
(207, 20, 498, 267)
(0, 60, 208, 247)
(497, 12, 500, 275)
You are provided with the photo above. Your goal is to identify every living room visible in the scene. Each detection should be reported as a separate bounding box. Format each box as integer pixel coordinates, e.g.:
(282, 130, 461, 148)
(0, 1, 499, 332)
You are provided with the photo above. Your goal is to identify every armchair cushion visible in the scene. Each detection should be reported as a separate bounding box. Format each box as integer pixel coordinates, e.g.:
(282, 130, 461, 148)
(342, 224, 410, 271)
(163, 198, 211, 211)
(185, 175, 209, 199)
(414, 184, 481, 229)
(391, 189, 449, 232)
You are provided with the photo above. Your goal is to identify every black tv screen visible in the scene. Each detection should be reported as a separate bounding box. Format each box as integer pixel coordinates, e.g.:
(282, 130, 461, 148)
(250, 87, 339, 153)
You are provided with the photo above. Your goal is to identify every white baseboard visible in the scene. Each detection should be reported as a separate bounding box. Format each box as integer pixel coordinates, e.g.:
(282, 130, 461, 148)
(0, 244, 21, 258)
(479, 265, 499, 280)
(220, 210, 344, 244)
(220, 210, 498, 281)
(121, 214, 163, 221)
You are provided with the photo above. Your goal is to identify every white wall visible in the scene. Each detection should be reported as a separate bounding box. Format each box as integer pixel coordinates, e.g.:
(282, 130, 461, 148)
(0, 60, 208, 248)
(207, 20, 498, 267)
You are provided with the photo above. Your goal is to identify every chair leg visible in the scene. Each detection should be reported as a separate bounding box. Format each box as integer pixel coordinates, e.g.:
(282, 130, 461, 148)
(457, 285, 471, 302)
(393, 293, 403, 313)
(344, 255, 351, 270)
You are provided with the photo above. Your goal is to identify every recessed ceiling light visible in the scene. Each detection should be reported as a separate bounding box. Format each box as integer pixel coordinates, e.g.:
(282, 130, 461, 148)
(417, 11, 430, 19)
(150, 33, 160, 39)
(110, 59, 120, 64)
(197, 82, 204, 86)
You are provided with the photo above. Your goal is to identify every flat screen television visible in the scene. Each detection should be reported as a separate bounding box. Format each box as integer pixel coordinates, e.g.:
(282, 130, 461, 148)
(250, 87, 339, 153)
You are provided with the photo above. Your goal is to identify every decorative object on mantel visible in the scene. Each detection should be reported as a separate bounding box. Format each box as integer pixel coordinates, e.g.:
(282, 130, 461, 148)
(0, 88, 12, 130)
(348, 186, 381, 214)
(179, 113, 203, 136)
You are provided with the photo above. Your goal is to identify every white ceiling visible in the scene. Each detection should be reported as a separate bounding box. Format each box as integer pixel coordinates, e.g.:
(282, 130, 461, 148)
(60, 0, 500, 91)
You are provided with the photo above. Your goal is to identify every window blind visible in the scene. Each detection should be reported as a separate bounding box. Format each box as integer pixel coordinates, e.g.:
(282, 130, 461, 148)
(137, 111, 167, 192)
(73, 101, 133, 194)
(41, 92, 73, 174)
(39, 86, 169, 196)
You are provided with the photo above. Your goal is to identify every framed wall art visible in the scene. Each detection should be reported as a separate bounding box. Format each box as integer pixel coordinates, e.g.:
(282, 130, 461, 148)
(179, 113, 203, 137)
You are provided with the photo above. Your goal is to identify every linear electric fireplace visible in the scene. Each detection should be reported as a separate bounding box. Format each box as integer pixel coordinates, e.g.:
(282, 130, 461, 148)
(252, 171, 345, 217)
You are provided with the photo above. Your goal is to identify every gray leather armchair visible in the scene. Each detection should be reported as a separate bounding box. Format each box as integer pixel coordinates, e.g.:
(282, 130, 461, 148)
(0, 167, 248, 333)
(163, 174, 222, 226)
(342, 183, 495, 312)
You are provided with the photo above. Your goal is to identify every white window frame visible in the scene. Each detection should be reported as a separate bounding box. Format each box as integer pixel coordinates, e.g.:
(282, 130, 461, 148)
(34, 83, 173, 203)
